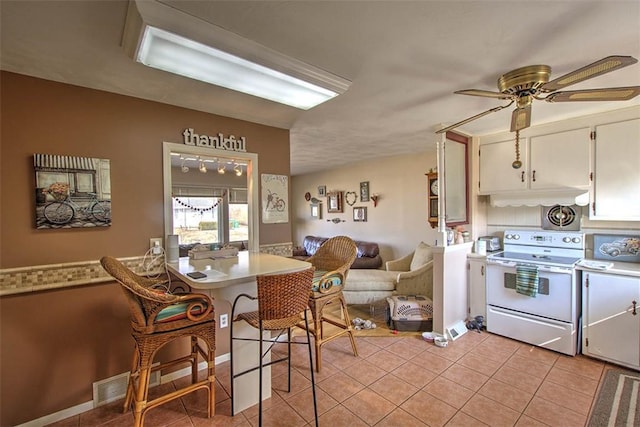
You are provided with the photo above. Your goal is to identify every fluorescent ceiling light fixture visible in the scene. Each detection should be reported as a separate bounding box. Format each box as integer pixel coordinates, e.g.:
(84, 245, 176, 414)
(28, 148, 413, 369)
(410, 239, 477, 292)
(135, 25, 349, 110)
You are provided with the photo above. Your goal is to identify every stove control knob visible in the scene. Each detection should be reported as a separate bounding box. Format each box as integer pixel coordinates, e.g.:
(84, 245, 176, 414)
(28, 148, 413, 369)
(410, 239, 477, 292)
(572, 237, 582, 243)
(505, 234, 512, 240)
(563, 237, 571, 243)
(513, 234, 520, 240)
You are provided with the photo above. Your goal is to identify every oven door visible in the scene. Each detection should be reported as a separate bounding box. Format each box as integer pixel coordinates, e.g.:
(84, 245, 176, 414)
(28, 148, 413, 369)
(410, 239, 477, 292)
(486, 260, 577, 322)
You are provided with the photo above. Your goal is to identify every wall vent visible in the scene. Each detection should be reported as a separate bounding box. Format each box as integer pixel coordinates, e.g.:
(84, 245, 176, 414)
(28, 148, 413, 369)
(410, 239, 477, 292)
(92, 367, 160, 407)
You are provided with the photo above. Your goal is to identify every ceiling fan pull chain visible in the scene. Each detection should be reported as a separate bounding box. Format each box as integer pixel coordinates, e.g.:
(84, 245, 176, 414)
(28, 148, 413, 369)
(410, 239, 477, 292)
(512, 129, 522, 169)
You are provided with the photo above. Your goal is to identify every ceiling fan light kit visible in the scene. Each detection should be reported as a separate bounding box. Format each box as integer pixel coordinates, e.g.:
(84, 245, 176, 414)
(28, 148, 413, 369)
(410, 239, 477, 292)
(437, 55, 640, 167)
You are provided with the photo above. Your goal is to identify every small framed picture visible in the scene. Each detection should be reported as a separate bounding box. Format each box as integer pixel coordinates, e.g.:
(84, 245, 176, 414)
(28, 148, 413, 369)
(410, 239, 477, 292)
(360, 181, 370, 202)
(353, 206, 367, 222)
(311, 203, 322, 219)
(318, 185, 326, 197)
(593, 234, 640, 262)
(327, 191, 343, 213)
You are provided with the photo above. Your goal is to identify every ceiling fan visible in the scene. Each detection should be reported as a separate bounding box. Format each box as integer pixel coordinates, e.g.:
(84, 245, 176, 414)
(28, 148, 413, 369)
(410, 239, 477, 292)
(436, 55, 640, 135)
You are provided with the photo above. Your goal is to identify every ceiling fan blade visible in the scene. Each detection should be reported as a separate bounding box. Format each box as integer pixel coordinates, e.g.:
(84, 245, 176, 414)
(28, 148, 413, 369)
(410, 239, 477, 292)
(436, 101, 514, 134)
(455, 89, 512, 99)
(545, 86, 640, 102)
(510, 104, 532, 132)
(542, 56, 638, 92)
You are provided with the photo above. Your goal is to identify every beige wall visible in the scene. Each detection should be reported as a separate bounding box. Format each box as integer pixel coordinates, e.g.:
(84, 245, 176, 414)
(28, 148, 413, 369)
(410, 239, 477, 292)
(0, 71, 291, 425)
(291, 151, 445, 261)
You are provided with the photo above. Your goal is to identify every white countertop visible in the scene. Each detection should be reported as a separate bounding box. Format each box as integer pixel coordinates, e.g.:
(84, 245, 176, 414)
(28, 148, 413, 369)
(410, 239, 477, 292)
(576, 260, 640, 278)
(166, 251, 311, 289)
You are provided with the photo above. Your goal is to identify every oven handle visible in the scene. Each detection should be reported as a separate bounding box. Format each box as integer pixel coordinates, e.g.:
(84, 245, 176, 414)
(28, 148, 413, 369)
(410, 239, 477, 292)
(486, 259, 574, 274)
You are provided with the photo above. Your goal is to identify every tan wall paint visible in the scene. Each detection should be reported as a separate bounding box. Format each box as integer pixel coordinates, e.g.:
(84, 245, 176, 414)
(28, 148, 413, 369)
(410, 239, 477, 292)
(0, 71, 291, 425)
(291, 151, 445, 261)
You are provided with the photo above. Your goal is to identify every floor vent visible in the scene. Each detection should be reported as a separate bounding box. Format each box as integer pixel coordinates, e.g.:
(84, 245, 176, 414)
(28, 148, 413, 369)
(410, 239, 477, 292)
(92, 368, 160, 407)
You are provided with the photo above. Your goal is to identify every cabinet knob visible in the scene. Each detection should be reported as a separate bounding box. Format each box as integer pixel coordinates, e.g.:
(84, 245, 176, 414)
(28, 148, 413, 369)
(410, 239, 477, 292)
(521, 171, 525, 182)
(532, 170, 536, 182)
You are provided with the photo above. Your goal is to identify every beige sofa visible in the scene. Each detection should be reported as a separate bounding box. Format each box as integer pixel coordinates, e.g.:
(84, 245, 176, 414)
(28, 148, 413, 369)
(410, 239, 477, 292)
(343, 242, 434, 305)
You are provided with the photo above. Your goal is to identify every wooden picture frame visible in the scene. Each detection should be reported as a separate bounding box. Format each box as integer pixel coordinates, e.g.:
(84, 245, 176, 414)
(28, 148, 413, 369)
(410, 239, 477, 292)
(353, 206, 367, 222)
(360, 181, 370, 202)
(311, 203, 322, 219)
(327, 191, 343, 213)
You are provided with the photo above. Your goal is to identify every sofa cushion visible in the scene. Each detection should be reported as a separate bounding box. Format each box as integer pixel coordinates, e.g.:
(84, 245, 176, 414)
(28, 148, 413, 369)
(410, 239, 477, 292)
(351, 255, 383, 269)
(297, 235, 382, 269)
(292, 246, 308, 257)
(356, 241, 380, 258)
(303, 236, 328, 256)
(344, 269, 397, 292)
(410, 241, 433, 271)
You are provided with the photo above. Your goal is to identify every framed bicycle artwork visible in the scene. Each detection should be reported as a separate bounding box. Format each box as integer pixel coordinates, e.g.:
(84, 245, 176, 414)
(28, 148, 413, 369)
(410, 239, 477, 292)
(34, 153, 112, 229)
(261, 173, 289, 223)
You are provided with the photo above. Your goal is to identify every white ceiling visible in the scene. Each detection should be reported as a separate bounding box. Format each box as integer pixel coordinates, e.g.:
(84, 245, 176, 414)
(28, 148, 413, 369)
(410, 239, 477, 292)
(2, 1, 639, 175)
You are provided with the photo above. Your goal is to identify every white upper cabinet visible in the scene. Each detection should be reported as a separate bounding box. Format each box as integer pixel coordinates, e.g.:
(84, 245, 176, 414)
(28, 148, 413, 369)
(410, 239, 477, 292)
(479, 127, 590, 194)
(479, 138, 527, 193)
(591, 118, 640, 220)
(529, 128, 591, 190)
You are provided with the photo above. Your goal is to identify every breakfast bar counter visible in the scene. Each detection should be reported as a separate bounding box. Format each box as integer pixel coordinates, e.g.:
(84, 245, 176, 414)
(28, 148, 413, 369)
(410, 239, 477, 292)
(166, 251, 311, 414)
(166, 251, 311, 289)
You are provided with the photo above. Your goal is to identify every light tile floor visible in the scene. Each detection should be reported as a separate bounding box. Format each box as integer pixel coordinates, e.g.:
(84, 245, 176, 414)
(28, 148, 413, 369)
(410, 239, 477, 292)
(49, 331, 615, 426)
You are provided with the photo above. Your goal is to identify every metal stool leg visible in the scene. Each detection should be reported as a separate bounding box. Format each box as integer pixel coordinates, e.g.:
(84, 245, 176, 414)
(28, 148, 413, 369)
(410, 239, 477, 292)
(303, 310, 319, 427)
(258, 320, 264, 427)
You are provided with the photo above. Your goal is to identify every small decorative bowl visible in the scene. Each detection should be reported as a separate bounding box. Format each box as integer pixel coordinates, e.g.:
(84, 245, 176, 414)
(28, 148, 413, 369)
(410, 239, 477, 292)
(434, 336, 449, 348)
(422, 332, 435, 343)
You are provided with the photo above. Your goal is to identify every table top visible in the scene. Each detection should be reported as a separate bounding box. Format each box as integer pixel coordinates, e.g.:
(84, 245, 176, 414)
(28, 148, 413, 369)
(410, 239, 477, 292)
(166, 251, 311, 289)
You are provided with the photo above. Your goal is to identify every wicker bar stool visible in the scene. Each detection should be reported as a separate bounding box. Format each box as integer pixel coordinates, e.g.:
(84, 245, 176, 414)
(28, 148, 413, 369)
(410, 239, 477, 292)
(230, 267, 318, 427)
(100, 256, 216, 427)
(297, 236, 358, 372)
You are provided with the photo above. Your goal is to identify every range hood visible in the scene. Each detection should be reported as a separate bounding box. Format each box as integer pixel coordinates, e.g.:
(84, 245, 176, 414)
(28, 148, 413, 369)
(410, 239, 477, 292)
(489, 189, 590, 208)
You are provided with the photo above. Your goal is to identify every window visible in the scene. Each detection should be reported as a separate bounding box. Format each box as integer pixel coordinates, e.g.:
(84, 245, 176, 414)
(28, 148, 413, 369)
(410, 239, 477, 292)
(172, 196, 222, 245)
(164, 142, 258, 251)
(228, 188, 248, 243)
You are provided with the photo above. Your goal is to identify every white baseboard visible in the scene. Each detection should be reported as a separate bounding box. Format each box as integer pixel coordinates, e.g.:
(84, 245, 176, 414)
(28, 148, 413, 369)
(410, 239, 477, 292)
(16, 401, 94, 427)
(16, 352, 231, 427)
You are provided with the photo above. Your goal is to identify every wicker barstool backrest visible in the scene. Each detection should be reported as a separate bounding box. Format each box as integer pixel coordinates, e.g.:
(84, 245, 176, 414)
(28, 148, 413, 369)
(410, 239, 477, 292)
(307, 236, 357, 280)
(101, 256, 179, 329)
(256, 267, 315, 321)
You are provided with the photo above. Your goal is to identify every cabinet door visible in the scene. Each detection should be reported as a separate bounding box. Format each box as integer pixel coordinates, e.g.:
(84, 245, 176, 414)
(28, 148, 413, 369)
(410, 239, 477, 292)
(591, 118, 640, 220)
(583, 272, 640, 368)
(529, 127, 591, 190)
(479, 138, 527, 193)
(468, 258, 486, 322)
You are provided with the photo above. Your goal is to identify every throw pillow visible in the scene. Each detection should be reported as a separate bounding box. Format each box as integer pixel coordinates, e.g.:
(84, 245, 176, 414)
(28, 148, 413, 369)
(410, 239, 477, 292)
(410, 241, 433, 271)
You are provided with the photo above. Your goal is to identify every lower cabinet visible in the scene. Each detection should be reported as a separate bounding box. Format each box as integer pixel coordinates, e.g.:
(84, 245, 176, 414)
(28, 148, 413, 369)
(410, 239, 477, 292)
(582, 271, 640, 369)
(467, 256, 486, 324)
